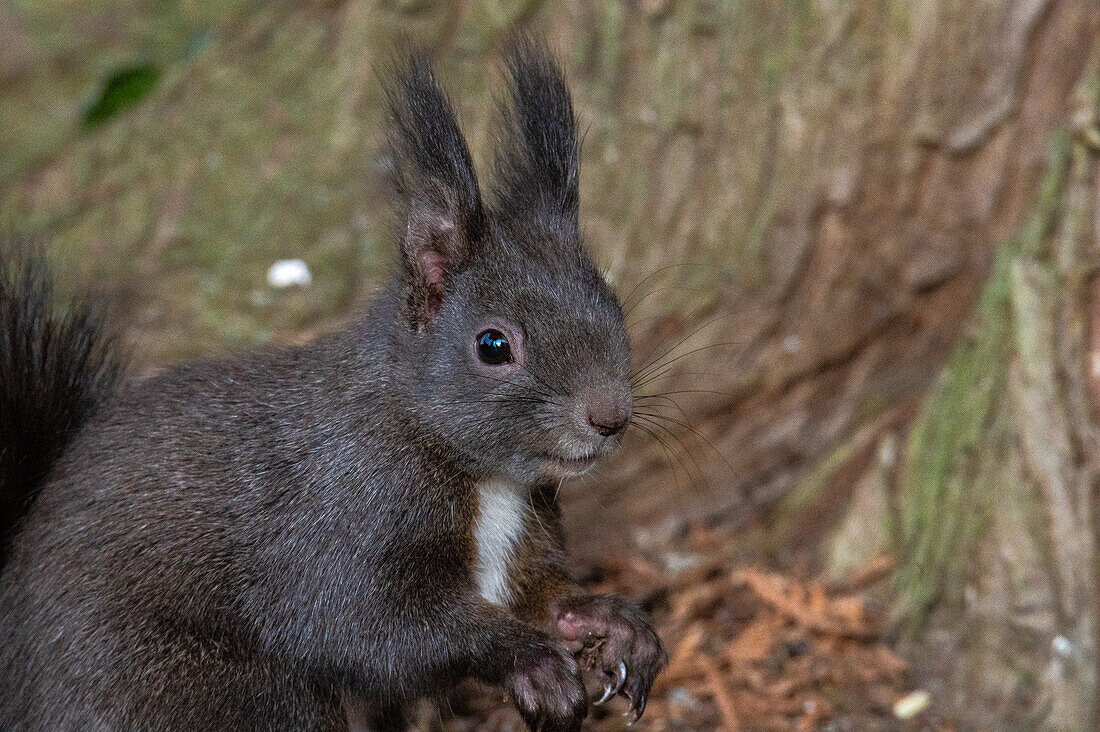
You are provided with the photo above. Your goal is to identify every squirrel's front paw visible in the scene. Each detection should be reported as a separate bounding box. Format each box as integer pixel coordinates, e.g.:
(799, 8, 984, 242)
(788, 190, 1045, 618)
(507, 638, 588, 732)
(554, 594, 667, 723)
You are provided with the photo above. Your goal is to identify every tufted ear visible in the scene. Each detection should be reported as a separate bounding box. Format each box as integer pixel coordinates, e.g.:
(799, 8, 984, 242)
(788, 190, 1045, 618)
(490, 34, 579, 226)
(384, 50, 486, 330)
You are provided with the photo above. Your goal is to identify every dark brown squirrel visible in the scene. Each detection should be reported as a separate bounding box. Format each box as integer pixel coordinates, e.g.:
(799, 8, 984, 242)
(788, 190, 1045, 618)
(0, 36, 666, 731)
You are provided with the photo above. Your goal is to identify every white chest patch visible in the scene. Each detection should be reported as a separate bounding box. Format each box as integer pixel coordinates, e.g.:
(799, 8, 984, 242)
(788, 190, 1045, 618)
(473, 478, 528, 607)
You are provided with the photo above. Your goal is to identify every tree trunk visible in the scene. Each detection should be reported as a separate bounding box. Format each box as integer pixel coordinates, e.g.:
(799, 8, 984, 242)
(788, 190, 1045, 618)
(558, 0, 1100, 724)
(570, 0, 1099, 545)
(826, 119, 1100, 726)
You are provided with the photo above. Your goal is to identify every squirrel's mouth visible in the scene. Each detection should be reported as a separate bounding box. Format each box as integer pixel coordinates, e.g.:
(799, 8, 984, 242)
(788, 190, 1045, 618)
(542, 451, 598, 477)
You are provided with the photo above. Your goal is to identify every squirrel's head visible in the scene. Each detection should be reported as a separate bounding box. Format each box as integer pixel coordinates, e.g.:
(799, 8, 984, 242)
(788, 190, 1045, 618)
(381, 36, 631, 485)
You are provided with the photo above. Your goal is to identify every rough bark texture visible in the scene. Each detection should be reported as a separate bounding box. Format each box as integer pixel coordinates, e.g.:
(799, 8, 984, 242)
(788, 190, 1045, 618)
(580, 0, 1098, 532)
(3, 0, 1100, 725)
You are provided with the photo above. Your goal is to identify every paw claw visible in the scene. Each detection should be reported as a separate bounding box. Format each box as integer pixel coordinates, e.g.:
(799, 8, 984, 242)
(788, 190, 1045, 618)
(624, 697, 646, 726)
(612, 661, 628, 694)
(553, 594, 664, 727)
(594, 661, 628, 705)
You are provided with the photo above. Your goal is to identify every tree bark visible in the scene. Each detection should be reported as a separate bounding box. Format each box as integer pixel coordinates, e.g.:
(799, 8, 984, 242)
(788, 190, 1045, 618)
(559, 0, 1100, 723)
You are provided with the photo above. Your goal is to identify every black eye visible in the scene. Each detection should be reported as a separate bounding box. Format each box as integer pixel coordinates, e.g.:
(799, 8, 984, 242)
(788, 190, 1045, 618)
(476, 329, 512, 365)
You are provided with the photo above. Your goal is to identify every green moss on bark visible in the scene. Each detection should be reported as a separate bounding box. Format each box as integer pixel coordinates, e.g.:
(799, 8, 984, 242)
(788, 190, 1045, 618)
(893, 132, 1070, 625)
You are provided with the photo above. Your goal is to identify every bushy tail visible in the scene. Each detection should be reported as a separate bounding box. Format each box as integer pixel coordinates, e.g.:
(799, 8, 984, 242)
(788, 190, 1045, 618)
(0, 249, 124, 565)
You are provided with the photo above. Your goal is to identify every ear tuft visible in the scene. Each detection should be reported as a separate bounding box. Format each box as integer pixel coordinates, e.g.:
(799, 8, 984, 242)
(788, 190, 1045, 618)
(383, 48, 486, 328)
(491, 34, 580, 224)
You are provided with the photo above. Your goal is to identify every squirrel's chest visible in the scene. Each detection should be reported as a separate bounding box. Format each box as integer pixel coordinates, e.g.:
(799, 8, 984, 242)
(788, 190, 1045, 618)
(472, 478, 528, 607)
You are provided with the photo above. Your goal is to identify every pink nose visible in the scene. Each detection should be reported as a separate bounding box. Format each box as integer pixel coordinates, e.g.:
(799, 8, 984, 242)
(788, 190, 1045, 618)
(588, 410, 628, 436)
(584, 391, 632, 437)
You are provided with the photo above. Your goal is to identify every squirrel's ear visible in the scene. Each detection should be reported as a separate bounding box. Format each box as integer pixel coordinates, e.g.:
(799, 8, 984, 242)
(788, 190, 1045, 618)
(384, 50, 485, 329)
(491, 34, 579, 226)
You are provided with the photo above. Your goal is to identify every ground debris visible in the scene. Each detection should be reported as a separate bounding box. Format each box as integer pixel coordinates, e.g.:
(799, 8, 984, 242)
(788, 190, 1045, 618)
(423, 524, 940, 730)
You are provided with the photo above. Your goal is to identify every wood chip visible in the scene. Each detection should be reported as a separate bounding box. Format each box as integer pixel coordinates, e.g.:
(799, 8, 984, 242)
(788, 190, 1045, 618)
(733, 568, 875, 637)
(701, 654, 741, 731)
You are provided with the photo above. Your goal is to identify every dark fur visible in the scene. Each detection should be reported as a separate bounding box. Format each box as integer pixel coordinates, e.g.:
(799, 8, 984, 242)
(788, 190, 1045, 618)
(492, 34, 580, 223)
(0, 37, 664, 731)
(0, 251, 123, 566)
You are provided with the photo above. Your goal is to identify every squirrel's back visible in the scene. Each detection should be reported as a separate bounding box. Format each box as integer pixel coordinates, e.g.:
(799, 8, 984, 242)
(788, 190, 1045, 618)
(0, 269, 404, 728)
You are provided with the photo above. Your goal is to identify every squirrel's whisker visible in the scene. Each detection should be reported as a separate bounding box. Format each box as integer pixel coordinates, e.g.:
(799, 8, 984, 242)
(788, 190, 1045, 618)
(617, 262, 709, 313)
(632, 410, 733, 477)
(630, 340, 746, 391)
(631, 413, 707, 485)
(629, 314, 734, 386)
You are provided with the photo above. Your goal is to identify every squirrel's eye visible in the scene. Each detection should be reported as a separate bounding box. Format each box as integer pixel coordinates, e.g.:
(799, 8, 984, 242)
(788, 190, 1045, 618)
(476, 329, 512, 365)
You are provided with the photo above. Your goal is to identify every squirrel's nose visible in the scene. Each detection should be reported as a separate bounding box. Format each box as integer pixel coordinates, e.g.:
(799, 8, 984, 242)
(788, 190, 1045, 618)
(584, 391, 632, 437)
(588, 410, 628, 436)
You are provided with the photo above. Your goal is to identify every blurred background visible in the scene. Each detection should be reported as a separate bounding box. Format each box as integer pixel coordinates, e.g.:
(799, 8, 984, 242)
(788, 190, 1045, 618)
(3, 0, 1100, 728)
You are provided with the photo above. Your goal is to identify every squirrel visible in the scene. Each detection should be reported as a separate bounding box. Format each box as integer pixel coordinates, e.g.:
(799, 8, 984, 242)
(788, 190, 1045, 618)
(0, 36, 666, 732)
